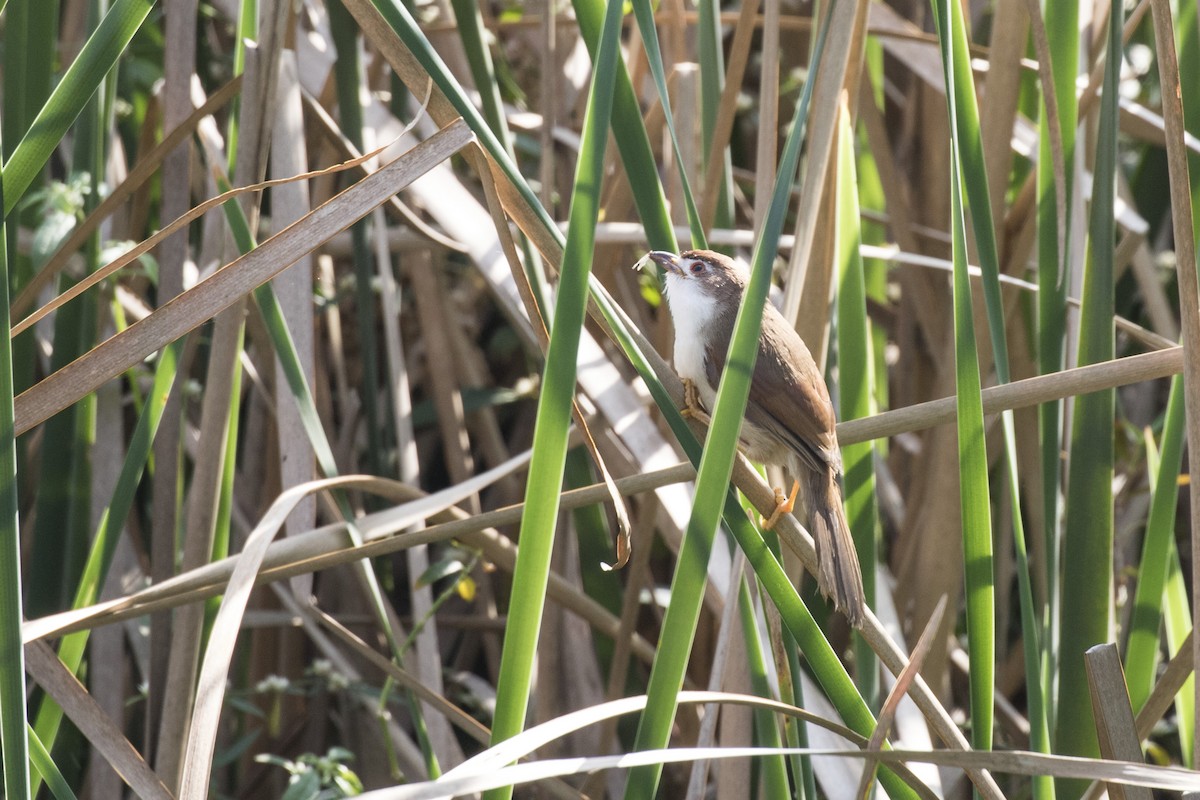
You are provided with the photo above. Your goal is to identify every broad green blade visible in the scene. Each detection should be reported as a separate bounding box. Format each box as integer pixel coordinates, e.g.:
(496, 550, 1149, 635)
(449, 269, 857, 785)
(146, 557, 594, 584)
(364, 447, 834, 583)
(1036, 0, 1080, 725)
(929, 0, 994, 753)
(1056, 3, 1121, 795)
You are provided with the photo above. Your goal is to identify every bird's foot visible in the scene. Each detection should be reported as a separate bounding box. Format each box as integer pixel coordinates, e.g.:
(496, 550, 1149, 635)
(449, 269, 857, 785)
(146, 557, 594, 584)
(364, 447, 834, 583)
(760, 479, 800, 530)
(680, 378, 712, 425)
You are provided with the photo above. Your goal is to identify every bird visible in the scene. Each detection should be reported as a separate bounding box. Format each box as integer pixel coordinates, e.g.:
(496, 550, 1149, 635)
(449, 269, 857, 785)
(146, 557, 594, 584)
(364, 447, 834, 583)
(646, 248, 866, 626)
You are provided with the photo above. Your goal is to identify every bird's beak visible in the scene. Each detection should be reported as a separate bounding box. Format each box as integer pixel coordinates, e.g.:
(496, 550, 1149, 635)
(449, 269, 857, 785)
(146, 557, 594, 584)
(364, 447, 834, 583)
(647, 250, 684, 275)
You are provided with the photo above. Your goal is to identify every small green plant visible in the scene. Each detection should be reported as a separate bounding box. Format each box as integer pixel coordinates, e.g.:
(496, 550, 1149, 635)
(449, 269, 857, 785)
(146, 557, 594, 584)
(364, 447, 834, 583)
(255, 747, 364, 800)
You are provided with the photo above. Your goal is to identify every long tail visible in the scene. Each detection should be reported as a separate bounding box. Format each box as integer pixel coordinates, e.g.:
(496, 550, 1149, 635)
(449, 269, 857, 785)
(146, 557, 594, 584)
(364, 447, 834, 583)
(806, 469, 866, 627)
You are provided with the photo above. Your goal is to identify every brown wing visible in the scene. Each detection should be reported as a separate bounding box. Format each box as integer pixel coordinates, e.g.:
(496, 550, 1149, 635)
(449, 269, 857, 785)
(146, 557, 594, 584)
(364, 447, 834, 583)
(704, 304, 840, 473)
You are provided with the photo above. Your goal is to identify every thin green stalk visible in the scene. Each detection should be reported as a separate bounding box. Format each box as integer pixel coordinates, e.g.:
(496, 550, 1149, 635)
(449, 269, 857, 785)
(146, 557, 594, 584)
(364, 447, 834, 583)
(30, 0, 116, 622)
(0, 122, 30, 800)
(447, 0, 552, 318)
(927, 0, 1052, 776)
(927, 0, 1049, 778)
(483, 3, 623, 799)
(696, 0, 733, 231)
(783, 629, 816, 800)
(329, 0, 389, 477)
(567, 0, 679, 252)
(628, 0, 706, 247)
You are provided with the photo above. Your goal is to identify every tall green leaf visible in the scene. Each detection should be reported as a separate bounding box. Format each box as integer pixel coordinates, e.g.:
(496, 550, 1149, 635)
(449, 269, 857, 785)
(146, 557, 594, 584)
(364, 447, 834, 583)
(483, 3, 623, 798)
(627, 0, 706, 247)
(569, 0, 678, 253)
(329, 0, 389, 477)
(929, 0, 994, 753)
(1036, 0, 1080, 721)
(1056, 2, 1120, 794)
(0, 121, 30, 800)
(833, 104, 879, 704)
(1124, 378, 1184, 712)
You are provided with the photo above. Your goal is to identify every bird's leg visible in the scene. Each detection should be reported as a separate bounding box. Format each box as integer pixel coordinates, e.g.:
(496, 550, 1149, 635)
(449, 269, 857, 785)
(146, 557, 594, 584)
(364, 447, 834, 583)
(680, 378, 712, 425)
(760, 479, 800, 530)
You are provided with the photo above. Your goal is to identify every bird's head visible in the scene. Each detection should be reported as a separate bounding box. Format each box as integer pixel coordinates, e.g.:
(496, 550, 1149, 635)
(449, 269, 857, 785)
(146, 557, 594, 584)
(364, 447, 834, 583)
(646, 249, 747, 299)
(645, 249, 748, 330)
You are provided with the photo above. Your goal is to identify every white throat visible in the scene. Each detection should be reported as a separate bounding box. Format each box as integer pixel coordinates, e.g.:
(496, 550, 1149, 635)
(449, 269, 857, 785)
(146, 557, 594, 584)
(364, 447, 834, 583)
(665, 274, 721, 409)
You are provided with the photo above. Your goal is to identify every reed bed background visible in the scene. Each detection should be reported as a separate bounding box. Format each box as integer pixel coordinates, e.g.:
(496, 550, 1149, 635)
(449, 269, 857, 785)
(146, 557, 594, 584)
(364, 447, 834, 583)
(3, 0, 1200, 798)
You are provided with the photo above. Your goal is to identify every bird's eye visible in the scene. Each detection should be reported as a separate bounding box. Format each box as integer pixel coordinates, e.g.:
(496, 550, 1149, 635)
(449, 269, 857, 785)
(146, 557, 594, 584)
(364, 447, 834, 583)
(689, 262, 705, 275)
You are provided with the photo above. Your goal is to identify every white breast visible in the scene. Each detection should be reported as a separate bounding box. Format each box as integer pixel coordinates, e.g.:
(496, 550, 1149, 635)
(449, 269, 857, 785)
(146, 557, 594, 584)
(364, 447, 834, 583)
(664, 274, 720, 410)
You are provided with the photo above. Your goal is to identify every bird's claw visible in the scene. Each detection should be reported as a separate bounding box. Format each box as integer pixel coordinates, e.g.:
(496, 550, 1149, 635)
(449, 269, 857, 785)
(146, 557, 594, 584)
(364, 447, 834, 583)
(760, 479, 800, 530)
(680, 378, 712, 424)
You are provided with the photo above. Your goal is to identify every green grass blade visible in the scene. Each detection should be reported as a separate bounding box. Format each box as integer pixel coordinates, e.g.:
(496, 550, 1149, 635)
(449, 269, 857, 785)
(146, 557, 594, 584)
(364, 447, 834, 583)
(27, 0, 116, 623)
(448, 0, 552, 317)
(833, 104, 879, 705)
(929, 0, 994, 753)
(926, 9, 1042, 744)
(4, 0, 59, 299)
(929, 0, 1050, 782)
(696, 0, 732, 230)
(370, 0, 565, 247)
(628, 0, 706, 247)
(483, 3, 623, 798)
(1124, 377, 1185, 711)
(0, 140, 30, 800)
(569, 0, 678, 253)
(448, 0, 515, 159)
(1036, 1, 1080, 720)
(3, 0, 59, 159)
(1, 0, 152, 217)
(736, 581, 789, 798)
(27, 726, 73, 800)
(783, 627, 817, 799)
(329, 0, 389, 476)
(1056, 2, 1120, 793)
(25, 293, 92, 618)
(1164, 545, 1194, 762)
